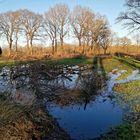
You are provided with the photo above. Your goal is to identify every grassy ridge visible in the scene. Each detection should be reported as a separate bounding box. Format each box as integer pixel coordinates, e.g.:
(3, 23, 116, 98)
(100, 56, 140, 140)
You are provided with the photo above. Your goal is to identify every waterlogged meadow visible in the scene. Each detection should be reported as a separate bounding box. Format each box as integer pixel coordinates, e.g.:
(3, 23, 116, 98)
(0, 56, 140, 140)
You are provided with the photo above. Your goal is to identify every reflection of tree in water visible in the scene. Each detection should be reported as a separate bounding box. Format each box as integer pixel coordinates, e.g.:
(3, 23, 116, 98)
(47, 68, 106, 108)
(0, 62, 106, 108)
(77, 70, 106, 110)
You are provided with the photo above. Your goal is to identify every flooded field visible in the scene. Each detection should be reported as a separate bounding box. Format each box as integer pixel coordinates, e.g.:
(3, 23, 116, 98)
(47, 69, 132, 140)
(0, 57, 140, 140)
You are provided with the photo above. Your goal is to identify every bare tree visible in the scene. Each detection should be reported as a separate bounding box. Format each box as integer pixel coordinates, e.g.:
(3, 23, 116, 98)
(99, 30, 111, 55)
(120, 36, 132, 46)
(90, 17, 103, 52)
(54, 4, 69, 48)
(133, 34, 140, 45)
(44, 7, 59, 54)
(117, 0, 140, 31)
(13, 11, 22, 52)
(110, 32, 121, 47)
(82, 9, 95, 50)
(0, 5, 113, 57)
(0, 11, 21, 55)
(89, 15, 110, 54)
(98, 18, 111, 54)
(20, 9, 43, 55)
(71, 6, 93, 47)
(119, 36, 132, 53)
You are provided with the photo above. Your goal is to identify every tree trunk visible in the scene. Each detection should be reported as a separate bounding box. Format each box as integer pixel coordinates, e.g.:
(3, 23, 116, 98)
(82, 45, 85, 54)
(26, 35, 29, 52)
(97, 44, 100, 55)
(86, 38, 89, 47)
(126, 46, 128, 53)
(9, 38, 13, 56)
(104, 48, 107, 55)
(52, 39, 55, 54)
(78, 38, 81, 46)
(15, 32, 18, 52)
(55, 38, 57, 53)
(15, 40, 18, 52)
(30, 40, 33, 55)
(27, 39, 29, 48)
(9, 43, 12, 56)
(98, 48, 100, 55)
(90, 39, 94, 52)
(54, 29, 57, 53)
(60, 25, 64, 47)
(60, 37, 63, 51)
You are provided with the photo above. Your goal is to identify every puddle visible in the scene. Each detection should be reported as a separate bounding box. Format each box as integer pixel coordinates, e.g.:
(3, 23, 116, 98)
(48, 97, 125, 139)
(0, 64, 140, 140)
(116, 69, 140, 84)
(47, 69, 133, 140)
(0, 65, 35, 105)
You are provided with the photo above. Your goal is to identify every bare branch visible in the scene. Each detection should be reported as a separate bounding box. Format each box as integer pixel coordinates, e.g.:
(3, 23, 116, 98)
(117, 0, 140, 32)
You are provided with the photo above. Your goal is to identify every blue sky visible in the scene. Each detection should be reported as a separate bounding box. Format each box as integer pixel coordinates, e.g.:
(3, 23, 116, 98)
(0, 0, 130, 38)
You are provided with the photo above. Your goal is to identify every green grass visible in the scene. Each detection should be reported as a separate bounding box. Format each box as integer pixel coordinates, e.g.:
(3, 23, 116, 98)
(0, 58, 39, 68)
(0, 57, 93, 68)
(56, 57, 93, 65)
(116, 56, 140, 68)
(114, 81, 140, 113)
(99, 56, 140, 139)
(0, 59, 15, 67)
(100, 123, 140, 140)
(108, 56, 140, 140)
(111, 56, 140, 112)
(102, 57, 134, 80)
(99, 56, 140, 81)
(114, 81, 140, 95)
(115, 56, 140, 79)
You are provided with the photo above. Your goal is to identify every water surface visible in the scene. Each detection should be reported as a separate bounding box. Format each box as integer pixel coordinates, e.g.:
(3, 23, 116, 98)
(0, 65, 139, 140)
(47, 69, 132, 140)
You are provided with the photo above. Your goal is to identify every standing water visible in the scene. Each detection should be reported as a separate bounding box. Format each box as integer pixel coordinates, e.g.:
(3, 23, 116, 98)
(0, 65, 139, 140)
(47, 69, 132, 140)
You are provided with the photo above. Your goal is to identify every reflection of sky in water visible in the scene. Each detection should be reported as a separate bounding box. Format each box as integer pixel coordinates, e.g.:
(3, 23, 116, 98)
(49, 97, 125, 140)
(0, 65, 140, 139)
(48, 69, 140, 140)
(50, 74, 79, 89)
(63, 74, 79, 89)
(0, 67, 15, 93)
(0, 66, 30, 95)
(116, 70, 140, 83)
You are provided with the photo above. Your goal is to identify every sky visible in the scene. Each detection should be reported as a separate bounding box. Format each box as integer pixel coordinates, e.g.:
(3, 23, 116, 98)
(0, 0, 132, 44)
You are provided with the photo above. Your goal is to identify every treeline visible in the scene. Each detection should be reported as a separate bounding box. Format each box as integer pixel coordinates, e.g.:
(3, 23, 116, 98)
(0, 4, 111, 56)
